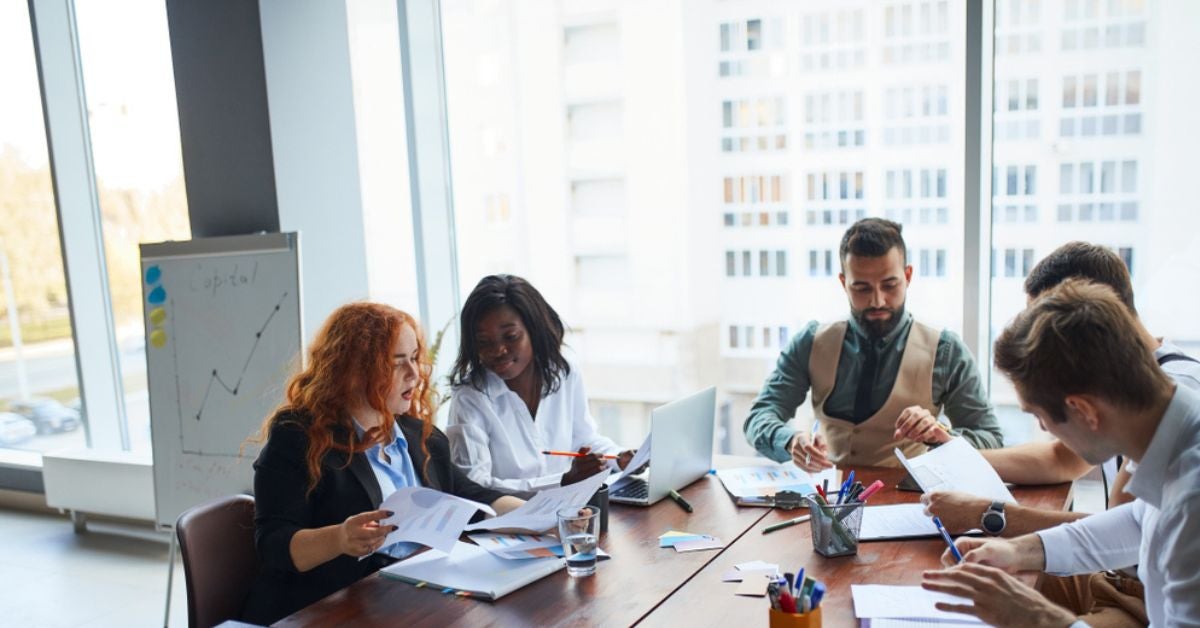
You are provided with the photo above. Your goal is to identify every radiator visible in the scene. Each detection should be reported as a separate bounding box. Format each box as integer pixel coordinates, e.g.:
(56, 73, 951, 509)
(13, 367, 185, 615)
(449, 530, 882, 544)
(42, 448, 156, 525)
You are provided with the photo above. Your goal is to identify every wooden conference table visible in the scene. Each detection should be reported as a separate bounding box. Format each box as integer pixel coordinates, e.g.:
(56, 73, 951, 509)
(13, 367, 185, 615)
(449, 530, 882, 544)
(280, 457, 1072, 627)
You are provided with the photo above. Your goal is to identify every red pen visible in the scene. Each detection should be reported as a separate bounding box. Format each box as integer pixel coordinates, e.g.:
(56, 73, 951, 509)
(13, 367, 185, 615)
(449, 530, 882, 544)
(858, 479, 885, 502)
(815, 485, 827, 500)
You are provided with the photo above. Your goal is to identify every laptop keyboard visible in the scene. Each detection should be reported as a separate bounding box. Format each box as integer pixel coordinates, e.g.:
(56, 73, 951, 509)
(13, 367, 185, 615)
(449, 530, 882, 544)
(612, 478, 649, 500)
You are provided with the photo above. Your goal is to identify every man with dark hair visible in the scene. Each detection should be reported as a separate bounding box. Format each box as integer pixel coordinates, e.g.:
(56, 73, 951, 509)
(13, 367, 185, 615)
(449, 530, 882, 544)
(744, 218, 1003, 470)
(924, 242, 1200, 626)
(922, 280, 1200, 627)
(927, 242, 1199, 526)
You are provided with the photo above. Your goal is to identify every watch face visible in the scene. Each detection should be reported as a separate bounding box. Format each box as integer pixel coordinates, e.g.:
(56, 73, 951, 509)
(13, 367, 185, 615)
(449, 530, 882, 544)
(982, 512, 1004, 534)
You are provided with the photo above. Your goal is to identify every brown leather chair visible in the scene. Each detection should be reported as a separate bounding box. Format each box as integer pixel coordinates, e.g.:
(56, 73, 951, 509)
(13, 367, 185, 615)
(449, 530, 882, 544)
(176, 494, 258, 628)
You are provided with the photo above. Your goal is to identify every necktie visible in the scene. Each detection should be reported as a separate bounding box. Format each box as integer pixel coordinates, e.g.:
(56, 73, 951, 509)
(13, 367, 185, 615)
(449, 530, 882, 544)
(853, 342, 879, 423)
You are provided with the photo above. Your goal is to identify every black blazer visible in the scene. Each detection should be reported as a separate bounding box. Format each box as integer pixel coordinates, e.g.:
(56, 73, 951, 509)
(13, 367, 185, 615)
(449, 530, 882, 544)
(240, 411, 506, 625)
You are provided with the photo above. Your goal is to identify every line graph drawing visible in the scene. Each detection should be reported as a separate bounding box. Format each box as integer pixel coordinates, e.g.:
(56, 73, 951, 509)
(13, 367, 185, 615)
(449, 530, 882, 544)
(192, 291, 290, 422)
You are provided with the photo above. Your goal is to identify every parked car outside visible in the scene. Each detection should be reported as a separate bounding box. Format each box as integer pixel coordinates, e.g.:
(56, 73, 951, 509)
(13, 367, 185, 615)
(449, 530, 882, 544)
(9, 398, 81, 435)
(0, 412, 38, 446)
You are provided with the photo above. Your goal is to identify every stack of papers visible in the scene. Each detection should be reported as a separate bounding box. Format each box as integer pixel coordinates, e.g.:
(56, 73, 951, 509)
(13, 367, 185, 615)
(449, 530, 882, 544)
(716, 464, 839, 505)
(659, 530, 724, 552)
(894, 438, 1015, 503)
(381, 541, 564, 601)
(852, 585, 984, 625)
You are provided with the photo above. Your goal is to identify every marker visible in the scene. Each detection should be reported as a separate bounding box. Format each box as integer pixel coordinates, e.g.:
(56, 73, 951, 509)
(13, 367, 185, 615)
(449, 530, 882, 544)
(762, 514, 811, 534)
(809, 582, 826, 609)
(804, 419, 821, 466)
(857, 479, 885, 502)
(541, 450, 619, 460)
(668, 489, 694, 513)
(932, 516, 963, 563)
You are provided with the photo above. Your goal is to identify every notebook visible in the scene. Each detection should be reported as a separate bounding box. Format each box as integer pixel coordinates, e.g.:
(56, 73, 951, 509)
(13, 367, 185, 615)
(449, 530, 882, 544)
(379, 541, 565, 600)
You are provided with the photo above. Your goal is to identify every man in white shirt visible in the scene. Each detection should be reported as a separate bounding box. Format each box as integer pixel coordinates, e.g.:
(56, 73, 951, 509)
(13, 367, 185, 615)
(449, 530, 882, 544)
(922, 279, 1200, 627)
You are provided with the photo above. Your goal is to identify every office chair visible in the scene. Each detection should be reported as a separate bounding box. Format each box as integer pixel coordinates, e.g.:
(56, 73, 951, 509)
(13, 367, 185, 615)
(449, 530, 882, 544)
(175, 494, 257, 628)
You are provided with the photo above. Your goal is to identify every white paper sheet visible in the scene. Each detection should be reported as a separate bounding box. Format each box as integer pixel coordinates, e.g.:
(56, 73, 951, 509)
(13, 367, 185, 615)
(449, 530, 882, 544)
(380, 541, 564, 600)
(851, 585, 984, 624)
(465, 468, 609, 532)
(378, 487, 496, 554)
(609, 432, 652, 490)
(894, 438, 1015, 503)
(715, 463, 839, 499)
(859, 504, 940, 540)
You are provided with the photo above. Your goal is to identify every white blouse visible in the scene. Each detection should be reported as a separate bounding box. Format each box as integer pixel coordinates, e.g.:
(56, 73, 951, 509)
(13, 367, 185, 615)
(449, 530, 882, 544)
(446, 362, 622, 492)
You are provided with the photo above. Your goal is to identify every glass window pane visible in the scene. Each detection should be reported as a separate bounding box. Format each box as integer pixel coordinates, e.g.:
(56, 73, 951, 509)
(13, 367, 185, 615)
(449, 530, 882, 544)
(1, 1, 85, 455)
(442, 0, 965, 456)
(74, 0, 192, 452)
(990, 1, 1200, 448)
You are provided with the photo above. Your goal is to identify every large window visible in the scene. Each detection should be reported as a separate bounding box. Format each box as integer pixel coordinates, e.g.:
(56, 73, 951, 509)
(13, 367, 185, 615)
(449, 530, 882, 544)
(990, 0, 1200, 443)
(441, 0, 965, 456)
(73, 0, 191, 452)
(0, 0, 83, 455)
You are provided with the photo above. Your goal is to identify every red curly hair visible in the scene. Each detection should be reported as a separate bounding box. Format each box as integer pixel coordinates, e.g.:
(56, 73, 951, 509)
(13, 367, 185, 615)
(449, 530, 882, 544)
(256, 302, 436, 497)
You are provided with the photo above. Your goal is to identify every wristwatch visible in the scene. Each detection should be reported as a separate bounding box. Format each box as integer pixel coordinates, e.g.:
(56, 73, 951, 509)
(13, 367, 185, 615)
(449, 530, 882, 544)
(981, 500, 1006, 536)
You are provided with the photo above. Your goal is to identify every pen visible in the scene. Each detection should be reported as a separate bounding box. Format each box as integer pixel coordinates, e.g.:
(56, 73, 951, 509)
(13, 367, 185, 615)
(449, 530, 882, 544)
(932, 516, 963, 563)
(668, 489, 694, 513)
(837, 470, 855, 504)
(541, 450, 619, 460)
(804, 419, 821, 466)
(795, 567, 805, 597)
(762, 514, 811, 534)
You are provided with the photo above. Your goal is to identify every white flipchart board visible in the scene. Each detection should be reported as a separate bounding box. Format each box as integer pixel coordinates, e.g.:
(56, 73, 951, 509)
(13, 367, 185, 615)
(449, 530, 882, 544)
(140, 233, 303, 529)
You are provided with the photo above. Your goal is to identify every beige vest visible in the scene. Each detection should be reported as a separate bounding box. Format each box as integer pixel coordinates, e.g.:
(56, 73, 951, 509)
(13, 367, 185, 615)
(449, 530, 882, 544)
(809, 320, 942, 467)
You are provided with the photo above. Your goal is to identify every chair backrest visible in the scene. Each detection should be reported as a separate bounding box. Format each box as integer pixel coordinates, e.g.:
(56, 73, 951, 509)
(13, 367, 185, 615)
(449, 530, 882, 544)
(176, 494, 257, 628)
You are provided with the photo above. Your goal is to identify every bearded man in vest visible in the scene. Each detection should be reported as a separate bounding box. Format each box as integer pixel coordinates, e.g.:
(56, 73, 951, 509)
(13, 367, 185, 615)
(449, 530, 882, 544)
(744, 218, 1004, 471)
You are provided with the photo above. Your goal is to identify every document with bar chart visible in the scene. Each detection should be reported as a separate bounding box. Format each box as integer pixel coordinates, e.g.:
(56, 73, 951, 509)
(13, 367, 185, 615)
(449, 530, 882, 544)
(716, 464, 840, 505)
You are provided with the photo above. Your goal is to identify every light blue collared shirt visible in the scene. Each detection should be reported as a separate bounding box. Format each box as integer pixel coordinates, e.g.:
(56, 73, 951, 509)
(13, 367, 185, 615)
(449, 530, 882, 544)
(354, 418, 421, 559)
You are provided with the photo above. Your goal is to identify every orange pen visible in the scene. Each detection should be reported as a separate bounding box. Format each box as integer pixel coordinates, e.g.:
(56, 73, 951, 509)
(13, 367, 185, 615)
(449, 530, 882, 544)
(541, 450, 619, 460)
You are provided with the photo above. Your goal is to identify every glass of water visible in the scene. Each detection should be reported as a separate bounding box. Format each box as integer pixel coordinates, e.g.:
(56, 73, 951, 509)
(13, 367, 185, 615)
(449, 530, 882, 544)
(556, 506, 599, 577)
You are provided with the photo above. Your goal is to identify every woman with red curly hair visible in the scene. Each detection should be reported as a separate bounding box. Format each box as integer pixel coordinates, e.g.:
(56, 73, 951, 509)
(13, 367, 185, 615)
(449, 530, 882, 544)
(241, 303, 523, 624)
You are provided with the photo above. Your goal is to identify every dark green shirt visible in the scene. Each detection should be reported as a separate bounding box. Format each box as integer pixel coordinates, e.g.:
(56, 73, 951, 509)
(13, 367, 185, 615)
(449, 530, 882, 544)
(744, 312, 1004, 462)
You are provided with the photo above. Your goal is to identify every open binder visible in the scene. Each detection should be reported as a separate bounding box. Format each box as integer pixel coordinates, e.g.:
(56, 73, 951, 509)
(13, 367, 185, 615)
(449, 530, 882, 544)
(380, 541, 565, 600)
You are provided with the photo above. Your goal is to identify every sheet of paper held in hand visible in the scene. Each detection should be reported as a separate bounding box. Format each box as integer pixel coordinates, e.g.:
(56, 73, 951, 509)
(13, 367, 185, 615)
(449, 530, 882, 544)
(609, 432, 652, 490)
(465, 468, 609, 533)
(894, 437, 1015, 503)
(378, 487, 496, 554)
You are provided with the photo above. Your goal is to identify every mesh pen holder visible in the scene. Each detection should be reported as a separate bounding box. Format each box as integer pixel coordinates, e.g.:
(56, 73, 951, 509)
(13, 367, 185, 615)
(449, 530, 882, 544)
(804, 494, 863, 558)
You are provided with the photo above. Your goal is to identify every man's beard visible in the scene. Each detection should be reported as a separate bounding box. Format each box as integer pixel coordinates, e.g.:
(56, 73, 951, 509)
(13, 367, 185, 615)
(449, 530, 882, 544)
(852, 302, 906, 338)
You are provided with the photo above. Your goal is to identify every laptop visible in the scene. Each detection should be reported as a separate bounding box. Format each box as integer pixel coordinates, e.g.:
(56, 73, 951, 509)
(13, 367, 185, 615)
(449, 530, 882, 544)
(609, 386, 716, 506)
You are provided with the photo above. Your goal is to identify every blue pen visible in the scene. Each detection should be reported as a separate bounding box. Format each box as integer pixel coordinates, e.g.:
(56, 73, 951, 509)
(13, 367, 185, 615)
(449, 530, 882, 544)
(809, 582, 826, 609)
(795, 567, 804, 596)
(933, 516, 963, 563)
(837, 470, 855, 504)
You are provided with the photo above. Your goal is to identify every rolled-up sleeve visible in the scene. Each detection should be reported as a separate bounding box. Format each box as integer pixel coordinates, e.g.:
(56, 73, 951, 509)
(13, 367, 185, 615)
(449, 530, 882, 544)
(744, 322, 818, 462)
(252, 421, 312, 574)
(1037, 501, 1143, 575)
(934, 331, 1004, 449)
